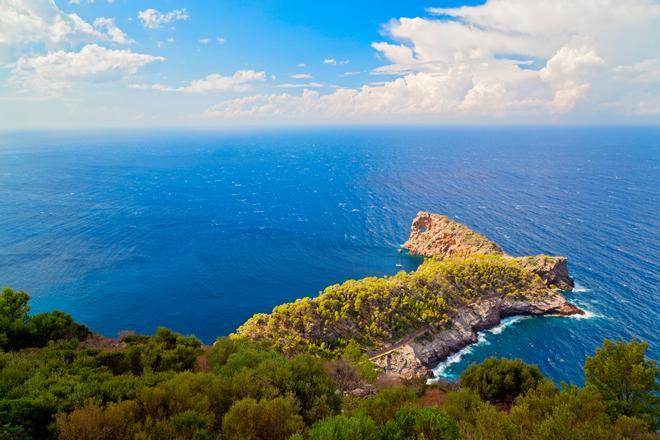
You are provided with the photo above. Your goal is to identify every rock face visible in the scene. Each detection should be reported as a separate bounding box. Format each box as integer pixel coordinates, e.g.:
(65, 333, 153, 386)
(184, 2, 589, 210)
(404, 212, 574, 292)
(370, 292, 582, 380)
(404, 212, 505, 258)
(370, 211, 580, 379)
(516, 255, 574, 291)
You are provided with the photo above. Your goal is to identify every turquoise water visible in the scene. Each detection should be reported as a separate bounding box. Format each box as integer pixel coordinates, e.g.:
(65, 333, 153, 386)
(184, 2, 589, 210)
(0, 127, 658, 384)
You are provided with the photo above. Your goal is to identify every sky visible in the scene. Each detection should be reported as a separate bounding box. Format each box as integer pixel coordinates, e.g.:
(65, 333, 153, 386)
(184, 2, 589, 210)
(1, 0, 659, 129)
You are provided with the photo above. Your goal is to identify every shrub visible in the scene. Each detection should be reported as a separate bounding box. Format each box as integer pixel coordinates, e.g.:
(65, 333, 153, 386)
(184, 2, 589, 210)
(222, 396, 304, 440)
(381, 406, 460, 440)
(308, 414, 379, 440)
(460, 357, 543, 405)
(584, 339, 659, 425)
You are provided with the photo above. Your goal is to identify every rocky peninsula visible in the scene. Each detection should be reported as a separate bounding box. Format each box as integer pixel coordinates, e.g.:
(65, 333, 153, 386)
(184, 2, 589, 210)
(238, 212, 582, 380)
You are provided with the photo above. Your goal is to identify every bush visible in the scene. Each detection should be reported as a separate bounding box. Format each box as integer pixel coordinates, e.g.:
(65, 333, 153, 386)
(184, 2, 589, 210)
(55, 400, 140, 440)
(0, 287, 89, 351)
(584, 339, 659, 425)
(381, 406, 460, 440)
(460, 357, 543, 404)
(356, 386, 416, 425)
(308, 414, 379, 440)
(222, 396, 304, 440)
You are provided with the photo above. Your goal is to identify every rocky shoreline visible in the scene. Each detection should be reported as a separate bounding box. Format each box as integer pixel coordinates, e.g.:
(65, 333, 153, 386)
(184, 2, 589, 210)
(369, 290, 582, 380)
(370, 212, 582, 379)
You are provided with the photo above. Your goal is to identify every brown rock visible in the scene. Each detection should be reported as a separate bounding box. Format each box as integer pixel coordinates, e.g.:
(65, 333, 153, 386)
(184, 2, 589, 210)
(404, 212, 505, 259)
(517, 255, 575, 291)
(404, 211, 574, 291)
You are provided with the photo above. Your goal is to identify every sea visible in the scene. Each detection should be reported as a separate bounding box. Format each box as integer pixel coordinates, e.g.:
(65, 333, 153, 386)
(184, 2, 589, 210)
(0, 126, 658, 385)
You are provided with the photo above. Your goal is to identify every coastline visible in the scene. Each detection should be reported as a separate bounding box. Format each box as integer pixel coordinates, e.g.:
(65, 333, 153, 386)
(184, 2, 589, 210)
(237, 211, 583, 380)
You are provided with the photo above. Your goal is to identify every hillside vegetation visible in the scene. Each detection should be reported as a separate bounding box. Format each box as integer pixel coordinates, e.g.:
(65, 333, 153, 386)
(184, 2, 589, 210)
(237, 254, 546, 355)
(0, 287, 658, 439)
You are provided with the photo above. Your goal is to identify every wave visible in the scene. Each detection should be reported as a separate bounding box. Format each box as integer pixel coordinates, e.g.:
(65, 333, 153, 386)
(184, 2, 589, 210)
(572, 282, 591, 293)
(429, 316, 526, 382)
(567, 303, 602, 320)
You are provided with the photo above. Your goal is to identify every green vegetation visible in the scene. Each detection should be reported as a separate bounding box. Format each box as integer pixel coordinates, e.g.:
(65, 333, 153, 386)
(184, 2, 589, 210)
(0, 288, 88, 351)
(584, 339, 659, 427)
(460, 357, 544, 405)
(238, 255, 546, 355)
(1, 287, 657, 439)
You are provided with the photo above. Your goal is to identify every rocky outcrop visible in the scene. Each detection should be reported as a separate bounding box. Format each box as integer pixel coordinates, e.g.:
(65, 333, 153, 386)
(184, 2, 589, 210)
(368, 211, 581, 379)
(370, 291, 582, 380)
(516, 255, 574, 291)
(404, 212, 505, 258)
(404, 212, 574, 292)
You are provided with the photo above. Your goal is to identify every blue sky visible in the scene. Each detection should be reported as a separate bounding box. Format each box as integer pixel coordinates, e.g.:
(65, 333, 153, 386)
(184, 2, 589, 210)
(1, 0, 659, 128)
(59, 0, 485, 85)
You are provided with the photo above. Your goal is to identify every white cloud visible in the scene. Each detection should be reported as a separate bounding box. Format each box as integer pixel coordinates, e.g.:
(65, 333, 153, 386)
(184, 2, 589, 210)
(199, 37, 209, 44)
(138, 8, 188, 29)
(12, 44, 165, 92)
(615, 58, 660, 83)
(290, 73, 312, 79)
(297, 63, 306, 68)
(276, 82, 324, 89)
(130, 70, 266, 93)
(323, 58, 349, 65)
(0, 0, 133, 62)
(206, 0, 660, 121)
(94, 17, 132, 44)
(217, 37, 226, 44)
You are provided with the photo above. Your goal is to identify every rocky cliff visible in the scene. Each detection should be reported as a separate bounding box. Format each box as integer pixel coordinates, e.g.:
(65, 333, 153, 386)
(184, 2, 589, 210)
(369, 292, 581, 380)
(404, 212, 574, 291)
(404, 212, 505, 258)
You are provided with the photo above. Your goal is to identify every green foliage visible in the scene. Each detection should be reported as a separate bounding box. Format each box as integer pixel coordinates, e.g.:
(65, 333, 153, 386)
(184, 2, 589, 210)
(355, 386, 417, 425)
(237, 255, 546, 356)
(460, 357, 544, 404)
(443, 387, 487, 426)
(381, 405, 460, 440)
(55, 400, 140, 440)
(222, 396, 304, 440)
(0, 398, 53, 440)
(308, 414, 379, 440)
(0, 287, 89, 351)
(584, 339, 659, 425)
(0, 286, 657, 440)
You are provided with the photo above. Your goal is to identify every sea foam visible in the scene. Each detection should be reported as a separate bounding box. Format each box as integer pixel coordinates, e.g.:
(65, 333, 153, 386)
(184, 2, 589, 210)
(430, 316, 527, 382)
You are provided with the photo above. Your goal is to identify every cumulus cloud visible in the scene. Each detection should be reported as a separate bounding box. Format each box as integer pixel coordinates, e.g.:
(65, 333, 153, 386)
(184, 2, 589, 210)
(0, 0, 133, 62)
(93, 17, 132, 44)
(129, 70, 266, 93)
(138, 8, 188, 29)
(206, 0, 660, 121)
(290, 73, 312, 79)
(12, 44, 165, 92)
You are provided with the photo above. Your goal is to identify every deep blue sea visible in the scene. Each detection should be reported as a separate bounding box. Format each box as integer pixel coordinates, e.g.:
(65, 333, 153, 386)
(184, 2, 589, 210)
(0, 127, 658, 385)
